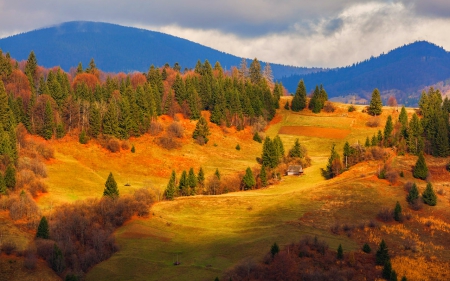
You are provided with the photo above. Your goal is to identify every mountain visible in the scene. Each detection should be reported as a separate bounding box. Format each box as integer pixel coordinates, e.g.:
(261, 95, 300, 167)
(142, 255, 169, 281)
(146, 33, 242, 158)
(281, 41, 450, 105)
(0, 21, 317, 79)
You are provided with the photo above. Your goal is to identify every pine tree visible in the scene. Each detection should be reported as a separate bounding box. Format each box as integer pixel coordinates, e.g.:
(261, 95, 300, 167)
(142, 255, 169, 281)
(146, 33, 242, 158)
(406, 183, 419, 204)
(284, 101, 290, 110)
(103, 102, 119, 137)
(178, 170, 189, 196)
(42, 101, 54, 140)
(407, 113, 424, 155)
(394, 201, 402, 221)
(242, 167, 256, 190)
(36, 216, 49, 239)
(270, 242, 279, 258)
(260, 165, 268, 187)
(0, 81, 10, 131)
(262, 137, 278, 168)
(79, 130, 88, 144)
(413, 153, 428, 180)
(24, 51, 38, 89)
(51, 243, 65, 274)
(249, 58, 262, 84)
(401, 276, 408, 281)
(384, 115, 394, 146)
(291, 80, 307, 111)
(103, 172, 119, 198)
(362, 243, 371, 253)
(165, 171, 176, 200)
(376, 239, 390, 265)
(89, 106, 101, 138)
(188, 167, 197, 192)
(0, 173, 6, 194)
(253, 132, 262, 143)
(365, 136, 370, 148)
(368, 88, 383, 115)
(422, 182, 437, 206)
(337, 244, 343, 260)
(382, 260, 393, 279)
(197, 167, 205, 187)
(4, 164, 15, 189)
(192, 116, 211, 144)
(289, 138, 303, 158)
(325, 143, 341, 179)
(273, 135, 285, 160)
(214, 168, 220, 180)
(390, 270, 398, 281)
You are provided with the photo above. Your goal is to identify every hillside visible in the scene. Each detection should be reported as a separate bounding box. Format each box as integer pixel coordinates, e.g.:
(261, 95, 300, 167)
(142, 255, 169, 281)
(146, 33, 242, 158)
(0, 21, 316, 79)
(281, 41, 450, 105)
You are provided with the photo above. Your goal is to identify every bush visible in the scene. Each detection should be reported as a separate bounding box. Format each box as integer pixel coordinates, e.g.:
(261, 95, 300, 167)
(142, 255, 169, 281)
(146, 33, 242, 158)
(24, 248, 37, 269)
(385, 170, 399, 184)
(149, 121, 163, 136)
(323, 102, 336, 113)
(366, 116, 380, 127)
(34, 142, 55, 160)
(377, 207, 394, 222)
(121, 141, 130, 150)
(2, 240, 17, 255)
(29, 180, 48, 198)
(106, 138, 121, 153)
(348, 105, 356, 112)
(156, 136, 181, 150)
(167, 122, 184, 138)
(362, 243, 371, 253)
(235, 144, 240, 151)
(18, 157, 47, 178)
(131, 145, 135, 153)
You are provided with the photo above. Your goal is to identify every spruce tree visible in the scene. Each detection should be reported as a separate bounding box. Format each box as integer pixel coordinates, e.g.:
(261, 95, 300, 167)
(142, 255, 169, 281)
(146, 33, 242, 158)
(242, 167, 256, 190)
(390, 270, 398, 281)
(188, 167, 197, 194)
(394, 201, 402, 221)
(289, 138, 302, 158)
(325, 143, 341, 179)
(42, 101, 54, 140)
(422, 182, 437, 206)
(165, 171, 176, 200)
(284, 100, 290, 110)
(192, 116, 210, 144)
(337, 244, 343, 260)
(4, 164, 15, 189)
(0, 173, 6, 194)
(413, 153, 428, 180)
(89, 106, 101, 138)
(365, 136, 370, 148)
(273, 135, 285, 160)
(178, 170, 188, 196)
(197, 167, 205, 187)
(214, 168, 220, 180)
(249, 58, 262, 84)
(291, 80, 307, 111)
(262, 137, 278, 168)
(376, 239, 390, 265)
(406, 183, 419, 204)
(253, 132, 262, 143)
(103, 172, 119, 198)
(382, 260, 393, 279)
(51, 243, 65, 274)
(131, 144, 135, 153)
(362, 243, 371, 253)
(384, 115, 394, 146)
(36, 216, 49, 239)
(270, 242, 279, 258)
(368, 88, 383, 115)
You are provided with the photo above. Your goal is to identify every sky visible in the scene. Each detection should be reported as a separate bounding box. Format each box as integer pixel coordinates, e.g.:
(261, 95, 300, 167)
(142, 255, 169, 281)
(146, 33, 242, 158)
(1, 0, 450, 68)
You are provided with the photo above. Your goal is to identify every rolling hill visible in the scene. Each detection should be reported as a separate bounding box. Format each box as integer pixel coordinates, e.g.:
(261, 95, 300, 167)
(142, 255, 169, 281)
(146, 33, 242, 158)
(0, 21, 316, 79)
(281, 41, 450, 105)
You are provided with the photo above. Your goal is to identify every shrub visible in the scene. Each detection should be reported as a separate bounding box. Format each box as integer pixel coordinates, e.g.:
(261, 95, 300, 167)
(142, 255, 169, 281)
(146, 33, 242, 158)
(149, 121, 163, 136)
(167, 122, 184, 138)
(235, 144, 241, 151)
(362, 243, 371, 253)
(106, 138, 120, 153)
(1, 240, 16, 255)
(34, 142, 55, 160)
(18, 158, 47, 178)
(348, 105, 356, 112)
(29, 180, 48, 198)
(377, 207, 394, 222)
(323, 102, 336, 113)
(131, 145, 135, 153)
(121, 141, 130, 150)
(156, 136, 181, 150)
(366, 116, 380, 127)
(24, 249, 37, 269)
(385, 170, 399, 184)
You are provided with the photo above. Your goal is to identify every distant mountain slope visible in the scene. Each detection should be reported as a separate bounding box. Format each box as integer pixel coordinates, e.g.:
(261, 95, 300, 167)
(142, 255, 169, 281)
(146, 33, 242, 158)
(0, 21, 316, 79)
(281, 41, 450, 105)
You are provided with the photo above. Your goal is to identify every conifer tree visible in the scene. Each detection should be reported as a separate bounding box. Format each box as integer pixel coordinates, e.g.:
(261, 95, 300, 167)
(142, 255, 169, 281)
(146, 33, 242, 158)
(422, 182, 437, 206)
(188, 167, 197, 190)
(214, 168, 220, 180)
(399, 106, 408, 138)
(165, 170, 176, 200)
(0, 173, 6, 194)
(249, 58, 262, 84)
(337, 244, 343, 260)
(192, 116, 210, 144)
(4, 164, 15, 189)
(362, 243, 371, 253)
(384, 115, 394, 146)
(270, 242, 279, 258)
(242, 167, 256, 190)
(103, 102, 119, 137)
(273, 135, 285, 160)
(260, 165, 267, 187)
(284, 101, 290, 110)
(42, 101, 54, 140)
(325, 143, 341, 179)
(36, 216, 49, 239)
(407, 113, 423, 155)
(103, 172, 119, 198)
(394, 201, 402, 221)
(262, 137, 278, 168)
(289, 138, 303, 158)
(178, 170, 188, 196)
(89, 106, 101, 138)
(197, 167, 205, 187)
(365, 136, 370, 148)
(413, 153, 428, 180)
(51, 243, 65, 274)
(24, 51, 38, 88)
(368, 88, 383, 115)
(253, 132, 262, 143)
(0, 81, 10, 131)
(382, 260, 393, 279)
(291, 80, 307, 111)
(390, 270, 398, 281)
(376, 239, 390, 265)
(406, 183, 419, 204)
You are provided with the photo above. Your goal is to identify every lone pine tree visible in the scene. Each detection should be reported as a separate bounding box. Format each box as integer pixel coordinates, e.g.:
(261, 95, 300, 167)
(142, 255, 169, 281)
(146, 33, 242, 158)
(422, 182, 437, 206)
(36, 216, 49, 239)
(242, 167, 256, 190)
(413, 153, 428, 180)
(368, 88, 383, 116)
(103, 172, 119, 198)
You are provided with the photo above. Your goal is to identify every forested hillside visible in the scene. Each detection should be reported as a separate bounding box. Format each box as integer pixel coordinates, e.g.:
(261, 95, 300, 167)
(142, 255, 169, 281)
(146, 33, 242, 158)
(0, 49, 282, 145)
(281, 41, 450, 105)
(0, 21, 317, 79)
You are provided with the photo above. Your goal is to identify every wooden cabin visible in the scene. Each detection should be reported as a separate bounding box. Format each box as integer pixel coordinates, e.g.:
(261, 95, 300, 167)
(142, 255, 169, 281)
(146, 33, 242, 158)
(286, 165, 303, 176)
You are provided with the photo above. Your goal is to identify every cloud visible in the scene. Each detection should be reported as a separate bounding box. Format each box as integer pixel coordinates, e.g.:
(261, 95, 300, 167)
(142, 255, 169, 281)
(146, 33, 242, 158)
(1, 1, 450, 67)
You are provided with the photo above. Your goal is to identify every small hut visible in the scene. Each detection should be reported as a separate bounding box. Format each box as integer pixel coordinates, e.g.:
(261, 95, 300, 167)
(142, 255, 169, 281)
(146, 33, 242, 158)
(286, 165, 303, 176)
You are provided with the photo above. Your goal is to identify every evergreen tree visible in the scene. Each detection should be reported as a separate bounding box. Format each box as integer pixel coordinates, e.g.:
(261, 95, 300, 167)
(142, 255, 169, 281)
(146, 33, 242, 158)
(270, 242, 279, 258)
(242, 167, 256, 190)
(0, 81, 10, 131)
(377, 130, 383, 145)
(273, 135, 285, 160)
(291, 80, 307, 111)
(192, 116, 211, 144)
(368, 88, 383, 115)
(260, 165, 268, 187)
(253, 132, 262, 143)
(422, 182, 437, 206)
(284, 101, 290, 110)
(384, 115, 394, 146)
(89, 106, 101, 138)
(401, 276, 408, 281)
(165, 170, 176, 200)
(376, 239, 390, 265)
(0, 173, 6, 194)
(4, 164, 15, 189)
(249, 58, 262, 84)
(36, 216, 49, 239)
(407, 113, 423, 155)
(390, 270, 398, 281)
(24, 51, 38, 89)
(337, 244, 343, 260)
(188, 167, 197, 191)
(103, 102, 119, 137)
(365, 136, 370, 148)
(413, 153, 428, 180)
(406, 183, 419, 204)
(382, 260, 393, 279)
(131, 144, 135, 153)
(214, 168, 220, 180)
(51, 243, 65, 274)
(289, 138, 303, 158)
(325, 143, 341, 179)
(103, 172, 119, 198)
(362, 243, 371, 253)
(197, 167, 205, 187)
(56, 123, 65, 139)
(178, 170, 188, 196)
(41, 101, 54, 140)
(79, 130, 88, 144)
(262, 137, 278, 168)
(394, 201, 402, 221)
(76, 62, 83, 74)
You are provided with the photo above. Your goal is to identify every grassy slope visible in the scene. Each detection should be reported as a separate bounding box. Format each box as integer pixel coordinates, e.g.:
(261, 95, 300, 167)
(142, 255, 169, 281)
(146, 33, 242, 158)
(22, 98, 450, 280)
